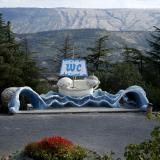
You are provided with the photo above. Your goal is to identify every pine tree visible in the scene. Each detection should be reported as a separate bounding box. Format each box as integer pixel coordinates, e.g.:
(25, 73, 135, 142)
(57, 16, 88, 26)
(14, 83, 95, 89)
(0, 13, 40, 98)
(86, 35, 110, 71)
(122, 46, 145, 74)
(147, 26, 160, 73)
(56, 35, 73, 59)
(54, 35, 76, 72)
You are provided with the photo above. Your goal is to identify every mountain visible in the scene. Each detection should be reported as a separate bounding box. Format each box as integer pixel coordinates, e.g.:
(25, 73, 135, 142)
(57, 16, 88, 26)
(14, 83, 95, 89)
(16, 29, 152, 75)
(0, 8, 160, 33)
(0, 8, 155, 75)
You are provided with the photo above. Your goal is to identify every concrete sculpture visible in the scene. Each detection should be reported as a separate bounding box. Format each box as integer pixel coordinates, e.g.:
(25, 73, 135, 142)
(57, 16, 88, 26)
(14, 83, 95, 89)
(7, 85, 149, 113)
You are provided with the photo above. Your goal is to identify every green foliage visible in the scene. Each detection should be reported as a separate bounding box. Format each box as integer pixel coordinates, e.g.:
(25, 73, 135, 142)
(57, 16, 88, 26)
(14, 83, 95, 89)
(124, 126, 160, 160)
(156, 112, 160, 120)
(101, 152, 115, 160)
(95, 63, 145, 92)
(95, 71, 111, 92)
(55, 35, 73, 58)
(24, 136, 87, 160)
(111, 27, 160, 111)
(87, 35, 110, 71)
(109, 63, 144, 90)
(146, 112, 160, 121)
(146, 112, 153, 120)
(54, 35, 75, 72)
(142, 63, 160, 87)
(21, 58, 40, 90)
(147, 26, 160, 73)
(141, 26, 160, 110)
(122, 46, 145, 74)
(0, 104, 9, 113)
(146, 84, 160, 111)
(36, 79, 58, 94)
(0, 13, 40, 106)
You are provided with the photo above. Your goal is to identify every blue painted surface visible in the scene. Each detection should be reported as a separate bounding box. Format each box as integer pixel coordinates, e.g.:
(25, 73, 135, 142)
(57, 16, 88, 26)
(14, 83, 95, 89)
(8, 86, 149, 113)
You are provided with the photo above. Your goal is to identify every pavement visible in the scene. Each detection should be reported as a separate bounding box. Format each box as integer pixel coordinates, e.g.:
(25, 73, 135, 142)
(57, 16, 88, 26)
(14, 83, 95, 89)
(0, 112, 159, 158)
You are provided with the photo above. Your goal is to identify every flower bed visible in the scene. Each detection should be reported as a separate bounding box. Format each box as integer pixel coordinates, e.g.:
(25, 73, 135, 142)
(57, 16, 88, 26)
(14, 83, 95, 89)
(24, 136, 86, 160)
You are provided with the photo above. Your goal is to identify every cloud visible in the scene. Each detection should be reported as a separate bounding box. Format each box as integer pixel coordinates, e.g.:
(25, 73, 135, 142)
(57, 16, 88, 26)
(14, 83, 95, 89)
(0, 0, 160, 8)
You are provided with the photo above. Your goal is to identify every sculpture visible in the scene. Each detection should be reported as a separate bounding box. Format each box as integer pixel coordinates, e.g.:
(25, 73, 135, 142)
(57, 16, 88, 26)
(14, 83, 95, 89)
(4, 59, 150, 114)
(1, 87, 19, 105)
(7, 85, 149, 113)
(57, 77, 73, 89)
(57, 75, 100, 97)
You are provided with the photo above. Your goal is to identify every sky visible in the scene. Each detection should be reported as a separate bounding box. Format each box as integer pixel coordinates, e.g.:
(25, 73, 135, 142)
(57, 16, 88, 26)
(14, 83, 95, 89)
(0, 0, 160, 8)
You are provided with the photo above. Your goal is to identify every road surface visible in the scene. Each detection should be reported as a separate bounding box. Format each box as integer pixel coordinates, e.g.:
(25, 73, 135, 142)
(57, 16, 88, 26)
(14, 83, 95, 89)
(0, 113, 159, 158)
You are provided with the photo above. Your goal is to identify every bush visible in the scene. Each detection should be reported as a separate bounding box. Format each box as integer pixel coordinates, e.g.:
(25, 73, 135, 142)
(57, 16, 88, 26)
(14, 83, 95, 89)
(36, 79, 58, 94)
(0, 104, 8, 113)
(24, 136, 86, 160)
(124, 126, 160, 160)
(95, 63, 145, 93)
(101, 152, 115, 160)
(146, 84, 160, 111)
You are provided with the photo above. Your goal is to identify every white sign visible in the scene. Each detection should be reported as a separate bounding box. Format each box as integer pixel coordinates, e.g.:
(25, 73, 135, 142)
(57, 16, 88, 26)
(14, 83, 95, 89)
(60, 58, 88, 77)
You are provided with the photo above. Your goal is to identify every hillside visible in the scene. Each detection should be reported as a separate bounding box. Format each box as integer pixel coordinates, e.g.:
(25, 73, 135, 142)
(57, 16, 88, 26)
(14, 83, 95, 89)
(16, 29, 152, 75)
(0, 8, 160, 33)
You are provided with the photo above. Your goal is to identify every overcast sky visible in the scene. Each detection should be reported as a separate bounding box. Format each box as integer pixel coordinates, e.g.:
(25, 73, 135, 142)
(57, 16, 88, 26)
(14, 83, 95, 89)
(0, 0, 160, 8)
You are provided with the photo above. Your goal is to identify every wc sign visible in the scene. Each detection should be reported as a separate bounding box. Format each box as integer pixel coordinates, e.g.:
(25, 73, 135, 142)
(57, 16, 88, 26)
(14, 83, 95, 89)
(60, 58, 88, 77)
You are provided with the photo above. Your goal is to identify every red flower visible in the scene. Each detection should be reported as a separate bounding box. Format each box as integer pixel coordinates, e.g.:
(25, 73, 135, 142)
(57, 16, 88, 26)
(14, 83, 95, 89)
(24, 136, 87, 160)
(37, 136, 74, 150)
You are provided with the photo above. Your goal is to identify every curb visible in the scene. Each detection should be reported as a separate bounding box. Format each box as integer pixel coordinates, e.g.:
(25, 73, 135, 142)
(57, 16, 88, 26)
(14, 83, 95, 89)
(15, 108, 144, 115)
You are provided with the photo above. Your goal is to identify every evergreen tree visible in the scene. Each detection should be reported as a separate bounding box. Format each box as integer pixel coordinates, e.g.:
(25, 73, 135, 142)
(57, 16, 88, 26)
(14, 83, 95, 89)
(86, 35, 110, 71)
(55, 35, 73, 59)
(95, 63, 145, 92)
(54, 35, 76, 72)
(147, 26, 160, 73)
(0, 13, 40, 99)
(122, 46, 145, 74)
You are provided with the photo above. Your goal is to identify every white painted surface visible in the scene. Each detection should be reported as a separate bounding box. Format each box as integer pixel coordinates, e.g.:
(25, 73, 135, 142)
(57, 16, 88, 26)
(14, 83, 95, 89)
(60, 59, 88, 77)
(58, 80, 94, 97)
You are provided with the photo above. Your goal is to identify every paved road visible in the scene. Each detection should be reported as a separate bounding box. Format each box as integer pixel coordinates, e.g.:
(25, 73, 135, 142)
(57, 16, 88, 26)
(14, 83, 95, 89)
(0, 113, 159, 158)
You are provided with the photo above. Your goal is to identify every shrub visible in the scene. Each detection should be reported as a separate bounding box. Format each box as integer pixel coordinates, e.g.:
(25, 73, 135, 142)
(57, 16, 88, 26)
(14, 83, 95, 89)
(101, 152, 115, 160)
(95, 63, 145, 93)
(0, 104, 8, 113)
(24, 136, 86, 160)
(124, 126, 160, 160)
(36, 80, 58, 94)
(146, 84, 160, 111)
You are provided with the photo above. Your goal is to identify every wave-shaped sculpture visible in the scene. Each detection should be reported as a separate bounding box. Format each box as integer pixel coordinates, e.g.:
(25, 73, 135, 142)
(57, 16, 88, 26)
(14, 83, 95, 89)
(8, 86, 149, 113)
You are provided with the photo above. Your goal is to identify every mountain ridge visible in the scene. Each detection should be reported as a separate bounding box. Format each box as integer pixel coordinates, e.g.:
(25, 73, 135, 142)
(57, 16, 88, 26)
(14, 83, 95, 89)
(0, 8, 160, 33)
